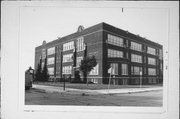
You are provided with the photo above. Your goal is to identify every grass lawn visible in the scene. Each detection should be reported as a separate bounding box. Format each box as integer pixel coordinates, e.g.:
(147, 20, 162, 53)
(33, 81, 162, 90)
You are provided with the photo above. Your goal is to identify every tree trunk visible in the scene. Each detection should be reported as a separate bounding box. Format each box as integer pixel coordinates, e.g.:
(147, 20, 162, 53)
(83, 72, 87, 84)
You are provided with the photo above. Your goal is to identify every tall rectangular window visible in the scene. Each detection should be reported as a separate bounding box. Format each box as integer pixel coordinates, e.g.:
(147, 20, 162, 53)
(110, 63, 118, 75)
(130, 42, 142, 51)
(47, 47, 55, 55)
(63, 54, 73, 63)
(41, 62, 44, 69)
(76, 56, 83, 67)
(77, 37, 85, 52)
(47, 57, 55, 65)
(131, 66, 142, 75)
(131, 54, 142, 63)
(107, 34, 123, 47)
(62, 66, 72, 74)
(42, 49, 46, 59)
(147, 47, 156, 55)
(148, 68, 156, 75)
(48, 68, 54, 75)
(63, 41, 74, 51)
(89, 64, 99, 75)
(159, 49, 163, 60)
(121, 64, 128, 75)
(108, 49, 123, 58)
(148, 57, 156, 65)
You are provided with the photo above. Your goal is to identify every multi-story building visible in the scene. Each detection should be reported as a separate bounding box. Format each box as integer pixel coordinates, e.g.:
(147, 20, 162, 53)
(35, 22, 163, 85)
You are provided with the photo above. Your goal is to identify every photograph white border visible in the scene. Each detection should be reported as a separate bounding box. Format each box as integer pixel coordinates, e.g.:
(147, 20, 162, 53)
(1, 1, 179, 119)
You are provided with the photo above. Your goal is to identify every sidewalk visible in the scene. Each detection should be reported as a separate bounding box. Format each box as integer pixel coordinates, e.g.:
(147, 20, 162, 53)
(32, 84, 163, 95)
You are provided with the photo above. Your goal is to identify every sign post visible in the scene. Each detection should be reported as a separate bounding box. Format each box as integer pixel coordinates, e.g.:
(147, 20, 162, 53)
(108, 67, 112, 94)
(140, 71, 142, 88)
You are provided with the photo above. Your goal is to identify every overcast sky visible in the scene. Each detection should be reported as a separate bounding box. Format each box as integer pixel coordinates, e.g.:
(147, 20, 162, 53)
(19, 5, 168, 70)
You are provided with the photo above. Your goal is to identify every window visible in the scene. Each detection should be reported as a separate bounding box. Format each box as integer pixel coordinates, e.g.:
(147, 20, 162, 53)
(63, 41, 74, 51)
(47, 57, 54, 65)
(63, 54, 73, 63)
(90, 79, 98, 84)
(47, 47, 55, 55)
(41, 62, 44, 69)
(107, 34, 123, 47)
(42, 49, 46, 59)
(121, 64, 128, 75)
(76, 56, 83, 67)
(131, 54, 142, 63)
(62, 66, 72, 74)
(148, 68, 156, 75)
(48, 68, 54, 75)
(148, 57, 156, 65)
(131, 66, 142, 75)
(89, 64, 99, 75)
(159, 49, 163, 60)
(77, 37, 85, 52)
(147, 47, 156, 55)
(130, 42, 142, 51)
(108, 49, 123, 58)
(160, 63, 163, 70)
(110, 63, 118, 75)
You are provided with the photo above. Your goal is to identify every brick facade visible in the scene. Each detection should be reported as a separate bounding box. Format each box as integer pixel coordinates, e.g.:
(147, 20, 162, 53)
(35, 22, 163, 85)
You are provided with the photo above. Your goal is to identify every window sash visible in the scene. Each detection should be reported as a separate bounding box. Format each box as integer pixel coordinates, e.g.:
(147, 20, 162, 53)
(48, 68, 54, 75)
(76, 57, 83, 67)
(108, 34, 123, 47)
(62, 66, 72, 74)
(47, 57, 54, 65)
(63, 54, 73, 63)
(148, 68, 156, 75)
(63, 41, 74, 51)
(131, 54, 142, 63)
(131, 66, 142, 75)
(108, 49, 123, 58)
(77, 37, 85, 52)
(148, 57, 156, 65)
(147, 47, 156, 55)
(130, 42, 142, 51)
(121, 64, 128, 75)
(110, 63, 118, 75)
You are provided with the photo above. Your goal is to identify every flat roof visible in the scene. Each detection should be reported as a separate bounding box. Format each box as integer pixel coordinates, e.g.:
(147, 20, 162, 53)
(35, 22, 162, 50)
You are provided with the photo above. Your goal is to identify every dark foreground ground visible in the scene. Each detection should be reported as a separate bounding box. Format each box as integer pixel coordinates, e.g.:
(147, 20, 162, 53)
(25, 88, 162, 107)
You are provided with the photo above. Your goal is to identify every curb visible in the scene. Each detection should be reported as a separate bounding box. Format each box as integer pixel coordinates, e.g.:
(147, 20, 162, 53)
(32, 84, 163, 95)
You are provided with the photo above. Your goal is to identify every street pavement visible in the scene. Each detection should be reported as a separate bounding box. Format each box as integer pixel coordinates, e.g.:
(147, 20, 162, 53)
(32, 84, 163, 95)
(26, 84, 163, 106)
(25, 88, 162, 106)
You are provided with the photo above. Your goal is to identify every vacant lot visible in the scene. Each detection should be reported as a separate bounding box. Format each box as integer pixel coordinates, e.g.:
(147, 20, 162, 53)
(33, 81, 162, 90)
